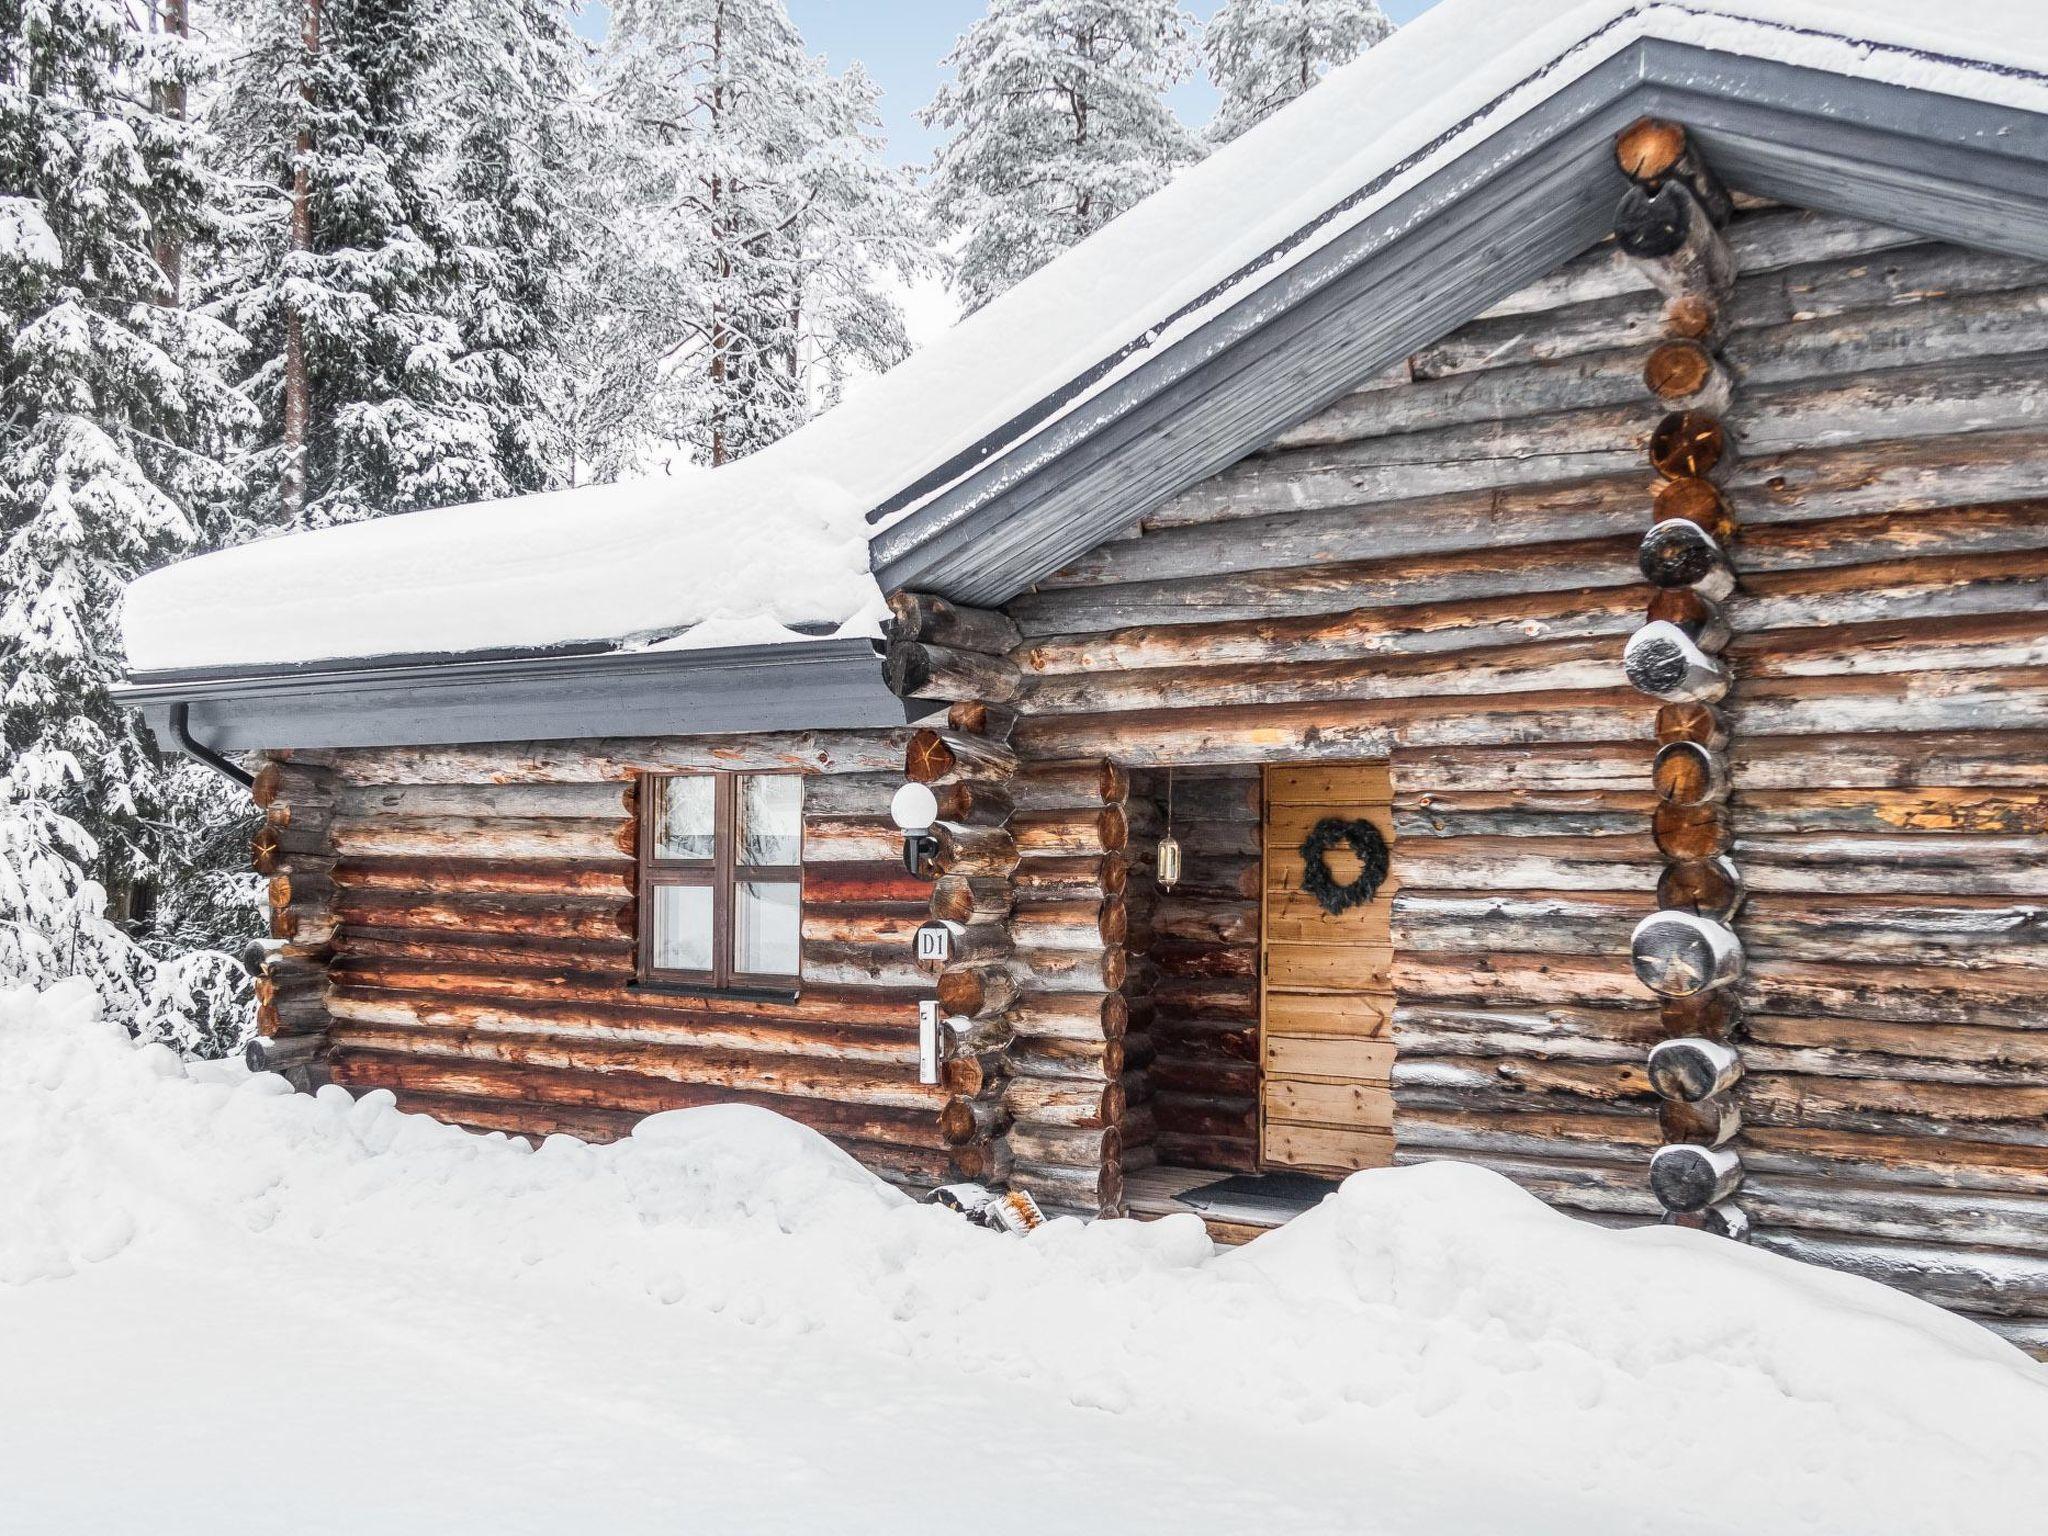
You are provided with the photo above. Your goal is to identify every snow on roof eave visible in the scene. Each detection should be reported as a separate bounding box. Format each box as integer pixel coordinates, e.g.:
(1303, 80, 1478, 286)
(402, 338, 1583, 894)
(117, 632, 918, 757)
(867, 0, 2048, 607)
(117, 0, 2048, 683)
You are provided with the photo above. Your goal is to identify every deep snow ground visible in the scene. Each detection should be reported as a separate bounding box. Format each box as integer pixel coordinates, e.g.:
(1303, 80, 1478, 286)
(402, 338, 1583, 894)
(5, 979, 2047, 1536)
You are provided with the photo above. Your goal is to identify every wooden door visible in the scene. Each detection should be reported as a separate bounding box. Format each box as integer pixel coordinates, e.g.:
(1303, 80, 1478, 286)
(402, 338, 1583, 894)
(1260, 764, 1397, 1173)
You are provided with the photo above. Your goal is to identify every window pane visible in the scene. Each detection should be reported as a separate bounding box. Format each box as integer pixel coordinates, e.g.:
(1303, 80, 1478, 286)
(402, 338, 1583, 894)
(734, 881, 801, 976)
(739, 775, 802, 866)
(654, 777, 716, 861)
(650, 884, 713, 972)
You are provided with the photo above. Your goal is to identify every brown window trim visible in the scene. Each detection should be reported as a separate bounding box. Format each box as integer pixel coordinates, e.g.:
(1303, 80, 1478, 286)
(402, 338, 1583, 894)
(637, 771, 803, 994)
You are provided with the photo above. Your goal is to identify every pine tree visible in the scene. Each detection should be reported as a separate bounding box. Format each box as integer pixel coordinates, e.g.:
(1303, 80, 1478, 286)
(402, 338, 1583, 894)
(1203, 0, 1394, 145)
(435, 0, 584, 495)
(213, 0, 507, 529)
(922, 0, 1200, 313)
(590, 0, 935, 467)
(0, 0, 255, 1048)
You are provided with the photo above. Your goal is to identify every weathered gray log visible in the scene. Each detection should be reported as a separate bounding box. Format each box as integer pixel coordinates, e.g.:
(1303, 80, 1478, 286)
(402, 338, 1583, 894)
(929, 824, 1019, 878)
(935, 963, 1021, 1019)
(1650, 1143, 1744, 1211)
(1648, 1037, 1744, 1102)
(886, 591, 1021, 654)
(1008, 760, 1129, 810)
(883, 641, 1024, 704)
(930, 876, 1014, 925)
(1632, 911, 1744, 997)
(245, 1035, 324, 1075)
(1659, 1093, 1743, 1148)
(1616, 181, 1733, 301)
(1624, 621, 1732, 703)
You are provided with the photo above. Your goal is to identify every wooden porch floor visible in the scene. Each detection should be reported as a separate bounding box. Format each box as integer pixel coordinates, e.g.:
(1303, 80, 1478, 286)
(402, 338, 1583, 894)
(1124, 1166, 1339, 1246)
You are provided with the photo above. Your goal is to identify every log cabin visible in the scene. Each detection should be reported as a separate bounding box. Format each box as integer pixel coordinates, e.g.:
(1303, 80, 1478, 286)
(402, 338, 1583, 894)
(119, 0, 2048, 1353)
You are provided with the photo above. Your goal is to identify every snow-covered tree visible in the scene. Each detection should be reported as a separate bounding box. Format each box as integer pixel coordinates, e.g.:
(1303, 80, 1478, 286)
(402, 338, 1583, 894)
(435, 0, 585, 494)
(0, 0, 255, 1048)
(1203, 0, 1393, 144)
(211, 0, 508, 529)
(922, 0, 1200, 312)
(589, 0, 936, 466)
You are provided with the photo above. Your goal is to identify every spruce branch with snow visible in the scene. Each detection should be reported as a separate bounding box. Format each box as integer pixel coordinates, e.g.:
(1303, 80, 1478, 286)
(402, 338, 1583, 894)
(0, 0, 256, 1046)
(1202, 0, 1394, 144)
(922, 0, 1201, 312)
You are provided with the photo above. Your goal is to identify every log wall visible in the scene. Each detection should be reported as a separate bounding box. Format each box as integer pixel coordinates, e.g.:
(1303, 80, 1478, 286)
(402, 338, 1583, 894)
(1011, 199, 2048, 1345)
(259, 730, 1020, 1190)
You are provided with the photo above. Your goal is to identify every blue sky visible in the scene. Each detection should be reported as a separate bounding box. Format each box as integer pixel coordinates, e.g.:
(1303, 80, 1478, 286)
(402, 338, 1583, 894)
(578, 1, 1443, 166)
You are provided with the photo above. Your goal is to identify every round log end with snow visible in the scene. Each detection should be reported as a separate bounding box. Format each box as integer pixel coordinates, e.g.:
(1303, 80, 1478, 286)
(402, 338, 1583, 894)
(1638, 518, 1736, 597)
(1648, 1036, 1745, 1102)
(1650, 1143, 1745, 1212)
(1624, 620, 1732, 704)
(1631, 910, 1744, 997)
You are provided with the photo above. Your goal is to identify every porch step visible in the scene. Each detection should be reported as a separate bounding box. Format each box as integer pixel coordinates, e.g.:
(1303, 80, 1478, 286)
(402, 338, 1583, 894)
(1124, 1165, 1340, 1246)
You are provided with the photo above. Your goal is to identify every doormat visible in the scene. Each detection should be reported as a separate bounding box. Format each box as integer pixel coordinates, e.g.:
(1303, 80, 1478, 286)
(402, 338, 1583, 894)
(1178, 1171, 1341, 1213)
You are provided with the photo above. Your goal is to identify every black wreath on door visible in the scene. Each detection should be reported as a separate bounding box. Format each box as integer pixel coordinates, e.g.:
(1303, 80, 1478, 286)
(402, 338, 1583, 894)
(1298, 816, 1390, 916)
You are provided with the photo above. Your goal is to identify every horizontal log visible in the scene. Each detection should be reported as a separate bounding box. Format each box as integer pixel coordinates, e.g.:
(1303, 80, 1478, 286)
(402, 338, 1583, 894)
(1658, 1092, 1742, 1148)
(1008, 760, 1128, 809)
(1653, 741, 1728, 806)
(1639, 520, 1736, 598)
(885, 591, 1021, 654)
(930, 824, 1019, 878)
(1011, 1158, 1123, 1214)
(905, 729, 1017, 786)
(1001, 992, 1127, 1043)
(336, 782, 630, 821)
(935, 963, 1020, 1019)
(1010, 806, 1129, 856)
(1616, 180, 1732, 302)
(884, 641, 1024, 704)
(332, 857, 634, 899)
(330, 816, 633, 862)
(1011, 855, 1129, 899)
(328, 1050, 950, 1147)
(308, 731, 909, 786)
(1656, 856, 1746, 923)
(252, 759, 339, 809)
(323, 1024, 967, 1110)
(1003, 1075, 1124, 1129)
(1010, 898, 1127, 951)
(929, 875, 1014, 924)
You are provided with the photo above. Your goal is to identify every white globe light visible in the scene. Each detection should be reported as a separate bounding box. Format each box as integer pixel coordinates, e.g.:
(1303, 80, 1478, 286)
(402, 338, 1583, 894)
(891, 781, 940, 832)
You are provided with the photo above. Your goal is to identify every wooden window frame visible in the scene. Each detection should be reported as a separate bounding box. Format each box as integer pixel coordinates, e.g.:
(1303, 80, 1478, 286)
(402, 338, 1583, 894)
(637, 771, 803, 998)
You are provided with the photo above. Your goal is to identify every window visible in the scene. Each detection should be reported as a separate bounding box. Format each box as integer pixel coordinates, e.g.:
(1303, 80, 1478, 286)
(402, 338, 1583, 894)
(638, 772, 803, 993)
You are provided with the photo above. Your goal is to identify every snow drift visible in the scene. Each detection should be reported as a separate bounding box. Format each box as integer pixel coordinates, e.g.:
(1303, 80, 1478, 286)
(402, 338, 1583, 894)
(4, 980, 2046, 1534)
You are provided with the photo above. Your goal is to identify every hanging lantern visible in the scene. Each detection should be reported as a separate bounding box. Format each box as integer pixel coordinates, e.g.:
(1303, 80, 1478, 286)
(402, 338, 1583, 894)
(1155, 766, 1183, 891)
(1155, 830, 1184, 891)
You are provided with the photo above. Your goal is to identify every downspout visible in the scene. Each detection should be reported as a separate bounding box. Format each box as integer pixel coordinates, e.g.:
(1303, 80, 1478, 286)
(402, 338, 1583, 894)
(168, 702, 255, 791)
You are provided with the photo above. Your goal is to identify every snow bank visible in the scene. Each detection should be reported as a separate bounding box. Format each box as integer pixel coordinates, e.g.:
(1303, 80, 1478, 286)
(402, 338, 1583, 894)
(4, 981, 2045, 1533)
(120, 0, 2048, 676)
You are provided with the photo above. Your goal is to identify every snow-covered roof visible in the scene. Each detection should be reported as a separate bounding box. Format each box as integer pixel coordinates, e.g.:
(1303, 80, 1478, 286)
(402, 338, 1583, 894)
(121, 0, 2048, 678)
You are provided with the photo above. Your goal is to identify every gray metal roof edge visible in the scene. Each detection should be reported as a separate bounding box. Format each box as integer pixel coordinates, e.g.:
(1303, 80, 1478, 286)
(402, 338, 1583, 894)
(123, 637, 917, 755)
(872, 35, 2048, 607)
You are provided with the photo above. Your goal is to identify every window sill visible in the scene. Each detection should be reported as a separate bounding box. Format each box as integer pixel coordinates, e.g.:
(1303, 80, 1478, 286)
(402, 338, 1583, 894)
(628, 979, 801, 1006)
